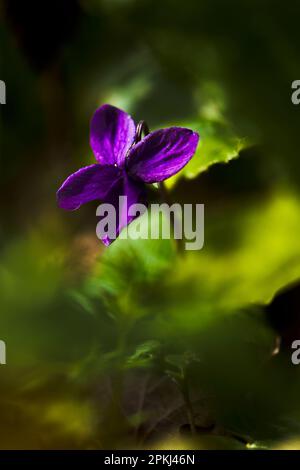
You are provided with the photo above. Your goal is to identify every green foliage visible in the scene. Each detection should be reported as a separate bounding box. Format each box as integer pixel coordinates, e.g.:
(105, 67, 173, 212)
(2, 0, 300, 450)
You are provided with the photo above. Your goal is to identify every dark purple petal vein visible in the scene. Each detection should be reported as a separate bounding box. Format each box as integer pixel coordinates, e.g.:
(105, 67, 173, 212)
(90, 104, 136, 167)
(127, 127, 199, 183)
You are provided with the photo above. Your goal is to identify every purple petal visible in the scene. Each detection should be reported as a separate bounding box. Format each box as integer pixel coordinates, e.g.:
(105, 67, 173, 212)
(100, 174, 146, 246)
(90, 104, 136, 167)
(57, 164, 122, 211)
(127, 127, 199, 183)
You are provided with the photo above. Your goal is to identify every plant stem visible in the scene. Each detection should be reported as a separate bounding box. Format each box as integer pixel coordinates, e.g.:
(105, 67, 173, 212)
(158, 182, 184, 254)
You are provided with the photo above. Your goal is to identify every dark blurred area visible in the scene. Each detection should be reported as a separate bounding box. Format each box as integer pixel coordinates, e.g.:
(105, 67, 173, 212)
(4, 0, 81, 70)
(266, 281, 300, 350)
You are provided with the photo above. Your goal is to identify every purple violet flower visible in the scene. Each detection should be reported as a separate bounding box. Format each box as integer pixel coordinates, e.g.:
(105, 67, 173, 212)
(57, 104, 199, 245)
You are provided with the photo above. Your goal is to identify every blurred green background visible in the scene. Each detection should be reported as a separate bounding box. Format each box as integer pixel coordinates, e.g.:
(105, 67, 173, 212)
(1, 0, 300, 450)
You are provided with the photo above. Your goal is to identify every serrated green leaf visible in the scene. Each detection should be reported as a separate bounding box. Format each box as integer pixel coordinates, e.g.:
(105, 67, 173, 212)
(165, 120, 249, 188)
